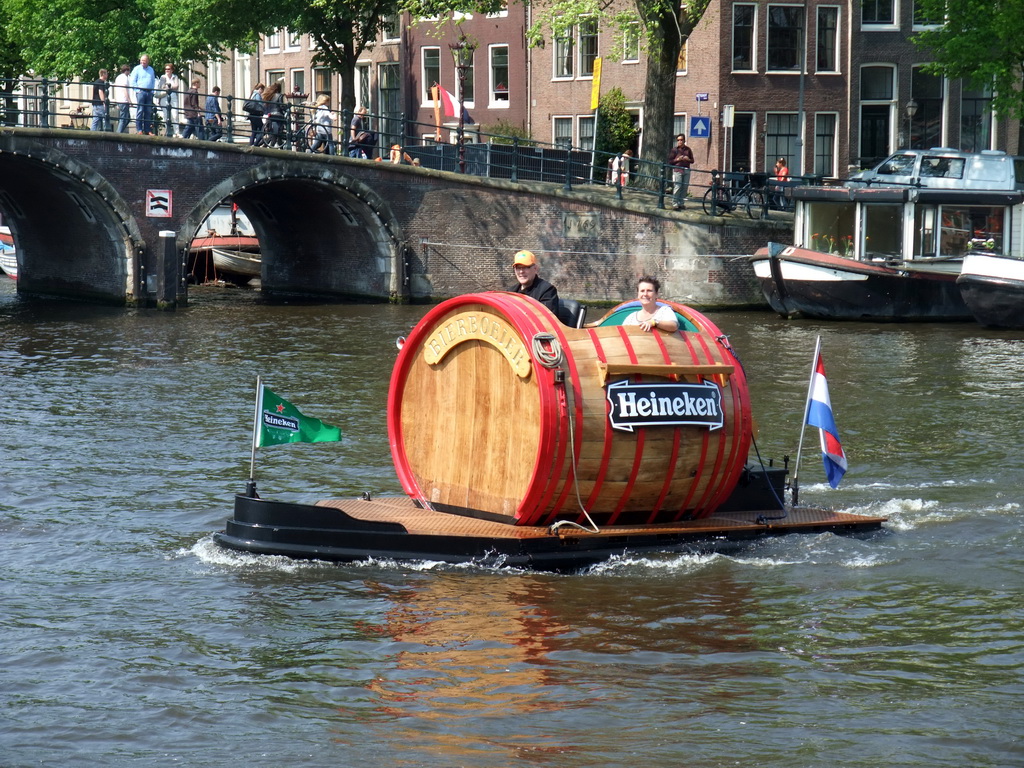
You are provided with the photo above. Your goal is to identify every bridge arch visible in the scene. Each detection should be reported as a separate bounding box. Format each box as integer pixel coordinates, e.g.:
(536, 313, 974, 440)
(0, 135, 142, 302)
(184, 165, 406, 300)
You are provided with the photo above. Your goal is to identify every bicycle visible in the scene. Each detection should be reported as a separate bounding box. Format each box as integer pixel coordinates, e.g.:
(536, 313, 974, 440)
(260, 105, 316, 153)
(702, 171, 767, 219)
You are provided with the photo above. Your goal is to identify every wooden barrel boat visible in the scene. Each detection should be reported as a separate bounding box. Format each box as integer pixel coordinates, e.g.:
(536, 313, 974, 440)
(387, 292, 752, 527)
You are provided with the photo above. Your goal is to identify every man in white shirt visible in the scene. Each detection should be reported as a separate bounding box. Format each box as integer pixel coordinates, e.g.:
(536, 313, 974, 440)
(112, 64, 131, 133)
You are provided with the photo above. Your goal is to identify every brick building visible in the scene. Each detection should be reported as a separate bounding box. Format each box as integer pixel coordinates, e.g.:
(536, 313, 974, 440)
(193, 1, 1017, 177)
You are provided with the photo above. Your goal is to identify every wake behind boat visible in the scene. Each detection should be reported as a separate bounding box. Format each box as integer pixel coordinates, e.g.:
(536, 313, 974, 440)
(213, 293, 884, 571)
(751, 149, 1024, 321)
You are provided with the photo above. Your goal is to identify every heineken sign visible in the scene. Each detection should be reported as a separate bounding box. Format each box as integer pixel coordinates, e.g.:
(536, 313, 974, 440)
(606, 380, 724, 432)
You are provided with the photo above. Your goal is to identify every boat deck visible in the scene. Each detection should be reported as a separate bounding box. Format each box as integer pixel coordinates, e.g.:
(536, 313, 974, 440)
(314, 496, 883, 539)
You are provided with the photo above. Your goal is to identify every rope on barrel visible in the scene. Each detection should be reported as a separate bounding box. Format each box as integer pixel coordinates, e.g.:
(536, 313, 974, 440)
(531, 333, 601, 535)
(531, 332, 563, 368)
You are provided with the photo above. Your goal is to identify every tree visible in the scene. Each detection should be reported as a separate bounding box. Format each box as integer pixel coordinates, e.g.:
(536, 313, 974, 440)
(0, 0, 276, 78)
(528, 0, 711, 188)
(281, 0, 397, 119)
(913, 0, 1024, 121)
(0, 4, 27, 125)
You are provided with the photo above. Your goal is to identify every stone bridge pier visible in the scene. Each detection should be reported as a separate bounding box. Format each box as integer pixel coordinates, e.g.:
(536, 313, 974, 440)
(0, 128, 791, 309)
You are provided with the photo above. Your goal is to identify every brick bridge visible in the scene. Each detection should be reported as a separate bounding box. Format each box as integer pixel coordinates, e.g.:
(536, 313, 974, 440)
(0, 128, 790, 308)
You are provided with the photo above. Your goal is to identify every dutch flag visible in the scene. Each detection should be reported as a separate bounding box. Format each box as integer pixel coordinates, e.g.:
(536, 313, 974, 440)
(805, 348, 848, 488)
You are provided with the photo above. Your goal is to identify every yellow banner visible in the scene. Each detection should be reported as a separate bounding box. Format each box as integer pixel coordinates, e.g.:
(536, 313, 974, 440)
(590, 57, 603, 111)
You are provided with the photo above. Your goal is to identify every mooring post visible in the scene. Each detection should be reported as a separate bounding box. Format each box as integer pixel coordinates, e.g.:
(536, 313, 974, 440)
(156, 230, 178, 310)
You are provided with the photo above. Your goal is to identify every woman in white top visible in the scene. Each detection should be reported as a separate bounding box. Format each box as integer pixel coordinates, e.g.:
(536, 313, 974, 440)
(623, 275, 679, 333)
(309, 94, 334, 154)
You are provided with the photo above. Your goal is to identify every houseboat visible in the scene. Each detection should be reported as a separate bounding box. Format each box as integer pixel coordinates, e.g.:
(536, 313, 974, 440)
(213, 293, 885, 571)
(957, 252, 1024, 329)
(751, 149, 1024, 321)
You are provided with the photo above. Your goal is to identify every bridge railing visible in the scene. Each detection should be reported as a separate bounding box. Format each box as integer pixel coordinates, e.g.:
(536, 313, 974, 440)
(0, 75, 810, 214)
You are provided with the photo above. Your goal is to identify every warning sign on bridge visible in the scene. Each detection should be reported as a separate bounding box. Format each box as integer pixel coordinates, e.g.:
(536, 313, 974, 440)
(146, 189, 173, 218)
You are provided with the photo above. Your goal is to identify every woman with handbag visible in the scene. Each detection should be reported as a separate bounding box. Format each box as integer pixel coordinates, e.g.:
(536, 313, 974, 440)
(245, 83, 265, 145)
(261, 82, 285, 148)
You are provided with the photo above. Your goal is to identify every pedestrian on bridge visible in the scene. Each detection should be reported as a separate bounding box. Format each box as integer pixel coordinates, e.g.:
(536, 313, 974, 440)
(205, 86, 223, 142)
(668, 134, 694, 210)
(112, 64, 131, 134)
(129, 54, 157, 135)
(309, 94, 335, 155)
(181, 79, 204, 140)
(90, 69, 110, 132)
(157, 64, 181, 138)
(244, 84, 265, 145)
(261, 81, 285, 147)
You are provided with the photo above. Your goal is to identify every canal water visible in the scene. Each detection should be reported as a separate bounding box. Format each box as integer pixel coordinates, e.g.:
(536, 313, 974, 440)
(2, 279, 1021, 767)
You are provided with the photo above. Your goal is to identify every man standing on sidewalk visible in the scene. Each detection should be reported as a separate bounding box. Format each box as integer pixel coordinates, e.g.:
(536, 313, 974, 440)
(668, 134, 694, 210)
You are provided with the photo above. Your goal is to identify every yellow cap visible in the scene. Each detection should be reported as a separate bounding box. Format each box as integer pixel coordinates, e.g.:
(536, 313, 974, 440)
(512, 250, 537, 267)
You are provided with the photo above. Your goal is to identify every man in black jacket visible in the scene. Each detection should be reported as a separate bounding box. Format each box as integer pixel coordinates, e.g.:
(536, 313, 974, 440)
(508, 250, 558, 314)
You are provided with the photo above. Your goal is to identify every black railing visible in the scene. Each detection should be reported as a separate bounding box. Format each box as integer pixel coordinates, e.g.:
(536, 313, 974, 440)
(0, 75, 819, 214)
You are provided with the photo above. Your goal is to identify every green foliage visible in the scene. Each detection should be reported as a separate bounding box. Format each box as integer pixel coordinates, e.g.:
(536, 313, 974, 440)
(596, 87, 638, 155)
(480, 119, 535, 145)
(913, 0, 1024, 120)
(0, 0, 277, 78)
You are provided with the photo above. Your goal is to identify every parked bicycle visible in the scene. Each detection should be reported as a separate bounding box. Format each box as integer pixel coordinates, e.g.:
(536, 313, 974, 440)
(702, 171, 768, 219)
(259, 104, 317, 153)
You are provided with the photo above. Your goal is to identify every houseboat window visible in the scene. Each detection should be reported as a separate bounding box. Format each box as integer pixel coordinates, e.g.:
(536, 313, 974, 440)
(804, 202, 856, 256)
(863, 204, 903, 258)
(939, 206, 1004, 256)
(914, 206, 937, 257)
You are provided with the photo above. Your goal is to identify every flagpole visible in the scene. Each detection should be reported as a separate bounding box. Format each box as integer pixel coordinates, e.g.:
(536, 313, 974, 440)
(247, 375, 262, 497)
(790, 335, 821, 507)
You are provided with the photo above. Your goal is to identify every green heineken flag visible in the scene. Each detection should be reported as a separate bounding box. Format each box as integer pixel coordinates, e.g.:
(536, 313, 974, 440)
(256, 384, 342, 447)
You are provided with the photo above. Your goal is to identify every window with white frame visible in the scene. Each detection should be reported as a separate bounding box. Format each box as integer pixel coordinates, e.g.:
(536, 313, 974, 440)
(862, 0, 896, 26)
(313, 67, 332, 100)
(554, 117, 573, 149)
(265, 69, 284, 89)
(673, 113, 687, 138)
(490, 45, 510, 105)
(814, 113, 837, 177)
(287, 30, 301, 49)
(422, 47, 440, 103)
(677, 40, 688, 73)
(623, 23, 640, 62)
(356, 64, 370, 109)
(554, 28, 574, 79)
(767, 5, 803, 72)
(961, 84, 993, 152)
(816, 6, 839, 73)
(765, 113, 800, 171)
(911, 65, 943, 149)
(382, 15, 400, 41)
(265, 30, 282, 51)
(732, 4, 756, 72)
(859, 64, 895, 164)
(913, 0, 943, 26)
(579, 18, 598, 77)
(486, 4, 508, 18)
(579, 115, 595, 150)
(459, 53, 475, 105)
(290, 69, 305, 96)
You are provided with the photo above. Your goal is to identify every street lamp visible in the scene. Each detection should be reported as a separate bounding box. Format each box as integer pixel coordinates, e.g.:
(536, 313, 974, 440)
(905, 98, 919, 148)
(449, 35, 477, 174)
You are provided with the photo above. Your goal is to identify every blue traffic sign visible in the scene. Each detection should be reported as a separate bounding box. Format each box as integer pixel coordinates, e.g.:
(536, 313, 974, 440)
(690, 116, 711, 138)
